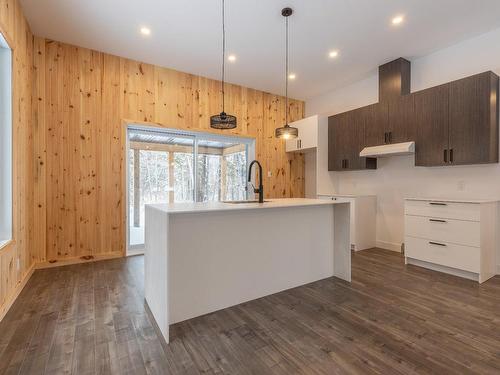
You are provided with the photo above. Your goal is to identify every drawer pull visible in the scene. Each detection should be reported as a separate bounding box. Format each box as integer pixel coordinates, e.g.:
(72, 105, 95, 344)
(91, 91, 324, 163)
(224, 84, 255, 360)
(429, 202, 447, 206)
(429, 219, 447, 223)
(429, 241, 447, 247)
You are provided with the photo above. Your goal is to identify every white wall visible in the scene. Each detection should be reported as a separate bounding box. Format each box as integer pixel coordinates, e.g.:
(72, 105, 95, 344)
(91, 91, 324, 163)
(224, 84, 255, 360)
(306, 27, 500, 256)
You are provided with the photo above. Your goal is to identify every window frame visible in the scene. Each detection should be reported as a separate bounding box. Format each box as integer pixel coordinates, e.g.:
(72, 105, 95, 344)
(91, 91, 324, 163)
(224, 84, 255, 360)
(125, 124, 256, 253)
(0, 31, 13, 250)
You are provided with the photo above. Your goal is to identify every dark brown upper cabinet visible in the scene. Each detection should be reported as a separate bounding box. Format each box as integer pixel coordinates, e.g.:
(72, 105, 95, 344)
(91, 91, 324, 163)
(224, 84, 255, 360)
(414, 84, 450, 166)
(328, 108, 377, 171)
(364, 102, 388, 147)
(364, 96, 415, 147)
(415, 72, 499, 167)
(388, 94, 415, 144)
(328, 57, 499, 171)
(448, 72, 499, 165)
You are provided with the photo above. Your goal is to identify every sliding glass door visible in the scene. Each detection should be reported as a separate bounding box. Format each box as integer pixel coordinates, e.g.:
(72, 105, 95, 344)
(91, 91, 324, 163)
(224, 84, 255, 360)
(127, 126, 254, 251)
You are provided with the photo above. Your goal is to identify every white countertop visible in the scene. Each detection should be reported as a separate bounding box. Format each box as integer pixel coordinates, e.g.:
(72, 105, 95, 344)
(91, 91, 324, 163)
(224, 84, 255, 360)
(405, 197, 499, 204)
(318, 194, 376, 198)
(147, 198, 346, 214)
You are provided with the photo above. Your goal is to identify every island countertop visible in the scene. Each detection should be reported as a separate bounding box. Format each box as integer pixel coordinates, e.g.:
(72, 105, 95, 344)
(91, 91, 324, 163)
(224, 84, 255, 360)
(147, 198, 347, 215)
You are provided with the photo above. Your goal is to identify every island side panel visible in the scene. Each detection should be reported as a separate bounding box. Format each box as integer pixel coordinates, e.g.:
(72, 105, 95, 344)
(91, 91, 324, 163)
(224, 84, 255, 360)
(144, 206, 170, 343)
(333, 202, 351, 282)
(168, 205, 335, 324)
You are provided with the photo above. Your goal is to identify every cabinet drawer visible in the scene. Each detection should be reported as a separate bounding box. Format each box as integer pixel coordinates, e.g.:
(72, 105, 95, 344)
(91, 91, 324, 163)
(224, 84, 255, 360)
(405, 236, 480, 273)
(405, 215, 480, 247)
(405, 200, 480, 221)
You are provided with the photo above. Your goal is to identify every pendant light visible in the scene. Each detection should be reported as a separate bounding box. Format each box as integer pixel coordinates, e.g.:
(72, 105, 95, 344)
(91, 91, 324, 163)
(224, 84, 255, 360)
(275, 7, 298, 139)
(210, 0, 237, 129)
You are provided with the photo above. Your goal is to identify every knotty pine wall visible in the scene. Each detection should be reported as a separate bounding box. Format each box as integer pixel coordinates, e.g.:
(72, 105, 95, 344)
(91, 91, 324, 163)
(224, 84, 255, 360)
(33, 39, 305, 265)
(0, 0, 35, 320)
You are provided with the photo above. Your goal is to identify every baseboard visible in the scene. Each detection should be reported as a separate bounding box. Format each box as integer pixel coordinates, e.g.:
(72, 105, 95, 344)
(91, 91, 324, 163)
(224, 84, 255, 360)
(406, 258, 479, 282)
(36, 252, 123, 269)
(0, 262, 36, 322)
(376, 240, 402, 253)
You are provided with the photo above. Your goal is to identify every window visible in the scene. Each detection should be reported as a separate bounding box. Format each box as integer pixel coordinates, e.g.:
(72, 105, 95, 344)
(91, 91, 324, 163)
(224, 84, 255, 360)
(127, 126, 254, 250)
(0, 33, 12, 248)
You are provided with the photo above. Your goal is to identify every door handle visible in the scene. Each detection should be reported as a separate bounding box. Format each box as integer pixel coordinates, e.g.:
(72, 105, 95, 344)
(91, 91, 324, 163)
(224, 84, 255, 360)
(429, 219, 447, 223)
(429, 202, 447, 206)
(444, 149, 448, 163)
(429, 241, 447, 247)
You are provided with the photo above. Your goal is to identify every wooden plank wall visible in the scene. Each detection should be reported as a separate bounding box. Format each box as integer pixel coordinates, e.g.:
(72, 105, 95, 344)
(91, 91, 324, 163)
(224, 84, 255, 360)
(0, 0, 35, 320)
(33, 39, 305, 265)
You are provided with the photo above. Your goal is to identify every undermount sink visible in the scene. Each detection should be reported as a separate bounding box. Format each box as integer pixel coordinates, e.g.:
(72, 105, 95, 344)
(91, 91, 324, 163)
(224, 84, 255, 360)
(223, 200, 269, 204)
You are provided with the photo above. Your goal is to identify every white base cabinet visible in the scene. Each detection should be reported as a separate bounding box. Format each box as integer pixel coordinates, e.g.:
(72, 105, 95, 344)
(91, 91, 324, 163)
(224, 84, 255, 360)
(404, 198, 498, 283)
(319, 195, 377, 251)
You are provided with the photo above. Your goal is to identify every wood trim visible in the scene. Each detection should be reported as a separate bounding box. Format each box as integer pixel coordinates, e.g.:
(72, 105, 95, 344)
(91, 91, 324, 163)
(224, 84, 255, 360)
(0, 262, 35, 322)
(0, 239, 14, 253)
(124, 119, 257, 140)
(36, 252, 123, 270)
(0, 19, 15, 50)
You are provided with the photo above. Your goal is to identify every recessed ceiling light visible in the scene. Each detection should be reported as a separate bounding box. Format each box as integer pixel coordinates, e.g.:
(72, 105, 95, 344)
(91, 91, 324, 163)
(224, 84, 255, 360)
(228, 54, 236, 62)
(329, 50, 339, 58)
(391, 15, 404, 25)
(288, 73, 296, 80)
(140, 27, 151, 36)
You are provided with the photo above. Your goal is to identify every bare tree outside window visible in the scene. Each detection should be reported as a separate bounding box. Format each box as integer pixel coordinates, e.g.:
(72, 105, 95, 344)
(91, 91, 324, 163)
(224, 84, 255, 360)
(127, 128, 253, 249)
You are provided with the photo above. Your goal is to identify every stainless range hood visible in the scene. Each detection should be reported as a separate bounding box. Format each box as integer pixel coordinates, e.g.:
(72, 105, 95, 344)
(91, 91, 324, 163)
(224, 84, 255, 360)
(359, 141, 415, 158)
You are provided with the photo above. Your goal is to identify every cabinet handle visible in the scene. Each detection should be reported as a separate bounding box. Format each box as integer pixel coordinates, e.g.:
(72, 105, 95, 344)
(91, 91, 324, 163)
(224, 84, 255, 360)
(449, 148, 454, 163)
(384, 132, 388, 144)
(444, 149, 448, 163)
(429, 219, 447, 223)
(429, 241, 447, 247)
(429, 202, 447, 206)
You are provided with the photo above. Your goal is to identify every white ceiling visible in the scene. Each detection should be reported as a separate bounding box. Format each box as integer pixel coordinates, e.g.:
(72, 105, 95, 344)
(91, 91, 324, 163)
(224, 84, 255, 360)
(20, 0, 500, 100)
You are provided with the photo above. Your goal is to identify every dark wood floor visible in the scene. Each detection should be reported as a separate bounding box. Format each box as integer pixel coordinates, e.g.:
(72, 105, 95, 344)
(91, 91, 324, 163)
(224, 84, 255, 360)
(1, 249, 500, 375)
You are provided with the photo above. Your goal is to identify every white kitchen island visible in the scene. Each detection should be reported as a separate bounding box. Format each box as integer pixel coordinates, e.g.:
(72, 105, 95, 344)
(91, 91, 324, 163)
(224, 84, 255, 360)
(144, 198, 351, 343)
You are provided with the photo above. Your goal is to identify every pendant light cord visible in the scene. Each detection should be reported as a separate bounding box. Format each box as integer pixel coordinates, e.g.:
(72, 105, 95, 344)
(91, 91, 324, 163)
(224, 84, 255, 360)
(221, 0, 226, 113)
(285, 14, 289, 126)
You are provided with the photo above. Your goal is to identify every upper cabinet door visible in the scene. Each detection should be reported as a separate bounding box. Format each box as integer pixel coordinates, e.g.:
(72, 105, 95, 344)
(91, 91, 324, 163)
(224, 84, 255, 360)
(414, 85, 450, 166)
(388, 94, 415, 144)
(298, 116, 319, 150)
(448, 72, 499, 165)
(328, 113, 348, 171)
(285, 116, 319, 152)
(328, 110, 376, 171)
(344, 109, 365, 170)
(364, 103, 388, 147)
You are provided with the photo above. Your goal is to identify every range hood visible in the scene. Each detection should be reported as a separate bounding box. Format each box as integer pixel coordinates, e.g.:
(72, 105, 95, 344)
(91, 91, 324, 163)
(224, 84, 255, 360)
(359, 141, 415, 158)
